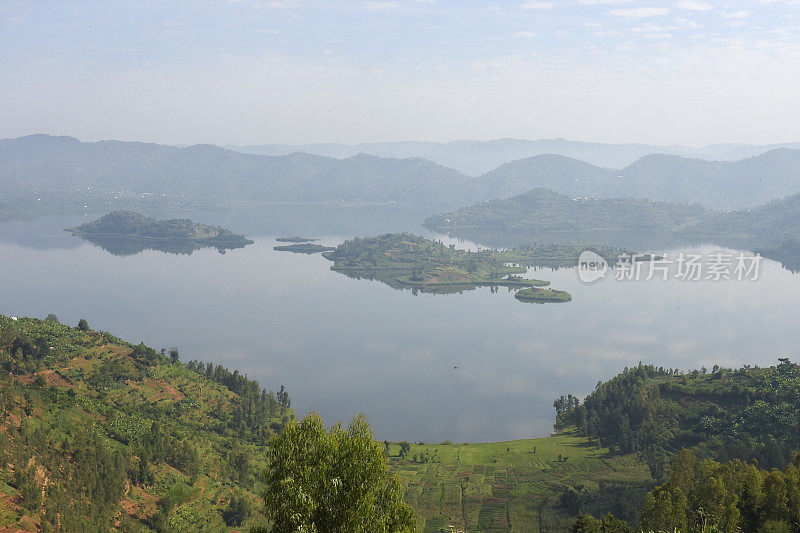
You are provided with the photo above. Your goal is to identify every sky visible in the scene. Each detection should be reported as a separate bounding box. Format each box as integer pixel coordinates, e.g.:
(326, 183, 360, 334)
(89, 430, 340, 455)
(1, 0, 800, 146)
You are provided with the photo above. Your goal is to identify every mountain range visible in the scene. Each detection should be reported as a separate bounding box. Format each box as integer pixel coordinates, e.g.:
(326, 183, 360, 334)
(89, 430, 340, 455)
(3, 135, 800, 214)
(228, 138, 800, 176)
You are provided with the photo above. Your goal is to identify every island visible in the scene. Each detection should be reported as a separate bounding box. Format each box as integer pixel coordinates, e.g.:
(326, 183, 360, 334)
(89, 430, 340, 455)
(274, 243, 335, 254)
(276, 236, 320, 243)
(321, 233, 571, 301)
(514, 287, 573, 303)
(65, 211, 254, 256)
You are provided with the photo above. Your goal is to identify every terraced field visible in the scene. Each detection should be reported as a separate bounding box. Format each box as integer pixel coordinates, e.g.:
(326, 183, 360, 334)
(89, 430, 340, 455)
(388, 431, 653, 532)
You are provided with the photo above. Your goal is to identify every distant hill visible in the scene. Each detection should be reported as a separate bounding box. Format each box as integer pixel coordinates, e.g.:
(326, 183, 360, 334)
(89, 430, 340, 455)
(425, 186, 800, 251)
(5, 135, 800, 215)
(678, 192, 800, 248)
(228, 138, 800, 176)
(0, 135, 474, 212)
(474, 149, 800, 210)
(424, 188, 709, 248)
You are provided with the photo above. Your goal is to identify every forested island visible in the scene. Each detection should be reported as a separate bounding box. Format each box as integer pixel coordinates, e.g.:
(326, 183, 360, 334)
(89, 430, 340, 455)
(4, 314, 800, 531)
(321, 233, 574, 302)
(66, 211, 254, 255)
(275, 236, 319, 243)
(273, 243, 335, 254)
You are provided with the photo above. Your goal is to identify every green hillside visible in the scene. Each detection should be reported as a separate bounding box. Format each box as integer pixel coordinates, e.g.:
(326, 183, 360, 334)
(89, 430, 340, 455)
(0, 315, 292, 531)
(560, 359, 800, 477)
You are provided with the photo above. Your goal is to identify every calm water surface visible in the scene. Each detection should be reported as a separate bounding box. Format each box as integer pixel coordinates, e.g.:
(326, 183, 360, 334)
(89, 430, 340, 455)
(1, 208, 798, 442)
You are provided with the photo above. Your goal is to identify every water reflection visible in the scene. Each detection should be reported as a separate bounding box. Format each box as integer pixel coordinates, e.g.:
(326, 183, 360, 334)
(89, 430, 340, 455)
(74, 234, 251, 256)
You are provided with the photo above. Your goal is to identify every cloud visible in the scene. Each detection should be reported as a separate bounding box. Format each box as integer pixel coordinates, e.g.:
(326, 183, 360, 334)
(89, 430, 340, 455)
(514, 30, 538, 38)
(610, 7, 669, 17)
(578, 0, 634, 4)
(723, 10, 751, 19)
(675, 1, 713, 10)
(364, 1, 398, 10)
(251, 1, 297, 8)
(521, 1, 555, 9)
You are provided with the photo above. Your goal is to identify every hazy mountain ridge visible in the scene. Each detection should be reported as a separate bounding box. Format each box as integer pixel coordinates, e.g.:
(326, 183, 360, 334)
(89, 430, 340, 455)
(228, 137, 800, 176)
(4, 135, 800, 215)
(0, 135, 476, 211)
(476, 148, 800, 210)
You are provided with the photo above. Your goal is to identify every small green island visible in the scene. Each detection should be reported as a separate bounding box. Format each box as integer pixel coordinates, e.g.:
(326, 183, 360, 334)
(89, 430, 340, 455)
(515, 287, 573, 303)
(66, 211, 254, 256)
(273, 243, 335, 254)
(321, 233, 572, 302)
(275, 236, 319, 243)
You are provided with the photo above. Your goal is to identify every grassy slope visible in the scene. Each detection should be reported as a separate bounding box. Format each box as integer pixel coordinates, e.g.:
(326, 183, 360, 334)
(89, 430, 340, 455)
(0, 316, 291, 531)
(388, 430, 653, 532)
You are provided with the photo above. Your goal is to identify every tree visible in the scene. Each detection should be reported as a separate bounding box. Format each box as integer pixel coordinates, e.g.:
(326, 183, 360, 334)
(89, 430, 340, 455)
(399, 441, 411, 459)
(261, 412, 415, 533)
(572, 513, 632, 533)
(223, 490, 252, 527)
(77, 319, 89, 332)
(168, 347, 180, 364)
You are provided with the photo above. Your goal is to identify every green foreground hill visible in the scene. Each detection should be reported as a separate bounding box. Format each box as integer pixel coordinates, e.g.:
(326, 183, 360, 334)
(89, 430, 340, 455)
(0, 315, 292, 531)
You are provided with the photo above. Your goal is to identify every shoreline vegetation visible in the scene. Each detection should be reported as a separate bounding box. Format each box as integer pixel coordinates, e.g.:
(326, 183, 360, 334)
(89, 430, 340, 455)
(65, 211, 254, 255)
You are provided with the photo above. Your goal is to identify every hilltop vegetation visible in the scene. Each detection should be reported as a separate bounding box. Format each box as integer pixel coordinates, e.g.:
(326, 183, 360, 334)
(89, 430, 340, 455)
(66, 211, 254, 255)
(559, 359, 800, 479)
(0, 315, 292, 531)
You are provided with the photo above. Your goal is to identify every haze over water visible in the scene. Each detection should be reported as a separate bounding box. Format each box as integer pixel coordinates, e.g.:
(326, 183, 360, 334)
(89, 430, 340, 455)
(1, 208, 798, 442)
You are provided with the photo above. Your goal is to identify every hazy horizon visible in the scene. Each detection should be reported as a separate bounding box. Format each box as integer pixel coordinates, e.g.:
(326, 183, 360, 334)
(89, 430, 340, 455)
(3, 1, 800, 147)
(5, 132, 800, 150)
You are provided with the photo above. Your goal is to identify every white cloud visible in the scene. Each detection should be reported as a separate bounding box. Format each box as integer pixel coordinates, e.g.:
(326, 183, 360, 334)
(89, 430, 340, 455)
(610, 7, 669, 17)
(578, 0, 634, 4)
(514, 30, 538, 38)
(723, 10, 751, 19)
(521, 1, 555, 9)
(251, 1, 297, 8)
(675, 1, 713, 10)
(364, 1, 398, 10)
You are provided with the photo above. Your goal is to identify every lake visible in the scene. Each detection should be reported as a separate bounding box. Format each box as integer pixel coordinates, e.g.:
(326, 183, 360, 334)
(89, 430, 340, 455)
(1, 207, 799, 442)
